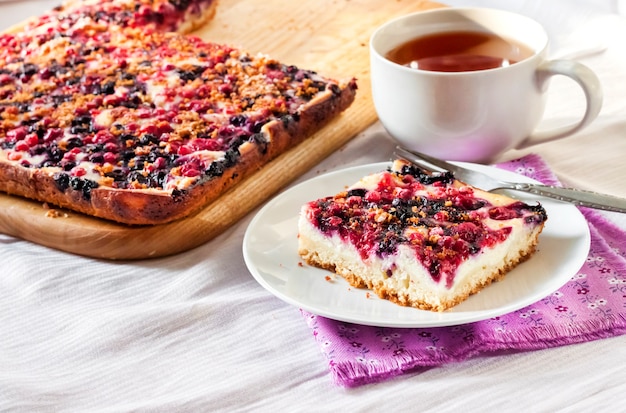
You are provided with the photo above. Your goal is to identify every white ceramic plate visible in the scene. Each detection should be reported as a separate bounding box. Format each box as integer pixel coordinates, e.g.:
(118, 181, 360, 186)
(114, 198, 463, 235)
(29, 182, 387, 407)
(243, 162, 591, 328)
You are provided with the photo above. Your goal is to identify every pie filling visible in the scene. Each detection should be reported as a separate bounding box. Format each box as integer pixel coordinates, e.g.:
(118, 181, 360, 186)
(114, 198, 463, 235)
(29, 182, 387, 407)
(303, 162, 547, 289)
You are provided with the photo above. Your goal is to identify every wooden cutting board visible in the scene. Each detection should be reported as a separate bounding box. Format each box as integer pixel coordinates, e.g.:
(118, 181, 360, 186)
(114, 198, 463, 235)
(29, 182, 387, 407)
(0, 0, 441, 260)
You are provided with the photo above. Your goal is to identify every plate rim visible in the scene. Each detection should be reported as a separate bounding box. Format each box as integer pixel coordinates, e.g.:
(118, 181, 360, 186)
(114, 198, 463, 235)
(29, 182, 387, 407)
(243, 161, 591, 328)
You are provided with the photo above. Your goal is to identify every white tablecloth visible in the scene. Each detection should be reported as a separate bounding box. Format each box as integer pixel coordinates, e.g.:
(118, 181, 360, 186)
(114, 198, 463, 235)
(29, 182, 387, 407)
(2, 0, 626, 411)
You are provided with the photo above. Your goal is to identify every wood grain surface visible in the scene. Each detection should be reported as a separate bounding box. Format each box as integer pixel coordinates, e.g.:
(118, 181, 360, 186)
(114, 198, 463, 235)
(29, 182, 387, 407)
(0, 0, 441, 259)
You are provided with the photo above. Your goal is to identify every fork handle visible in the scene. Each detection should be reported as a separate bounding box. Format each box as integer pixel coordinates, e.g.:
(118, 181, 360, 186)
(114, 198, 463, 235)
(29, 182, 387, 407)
(509, 183, 626, 213)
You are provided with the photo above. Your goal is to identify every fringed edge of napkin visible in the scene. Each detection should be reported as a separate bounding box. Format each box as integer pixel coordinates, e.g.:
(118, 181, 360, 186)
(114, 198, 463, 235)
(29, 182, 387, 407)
(329, 312, 626, 387)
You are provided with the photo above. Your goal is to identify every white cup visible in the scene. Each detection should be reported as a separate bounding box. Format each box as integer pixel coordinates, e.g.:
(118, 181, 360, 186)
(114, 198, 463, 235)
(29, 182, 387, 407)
(370, 7, 603, 163)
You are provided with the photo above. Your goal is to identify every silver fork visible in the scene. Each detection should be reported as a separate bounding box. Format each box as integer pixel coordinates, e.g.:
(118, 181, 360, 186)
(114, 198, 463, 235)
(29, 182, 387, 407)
(393, 146, 626, 213)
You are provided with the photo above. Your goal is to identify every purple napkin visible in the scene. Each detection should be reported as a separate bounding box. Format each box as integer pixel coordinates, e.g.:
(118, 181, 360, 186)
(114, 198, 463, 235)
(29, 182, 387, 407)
(302, 154, 626, 387)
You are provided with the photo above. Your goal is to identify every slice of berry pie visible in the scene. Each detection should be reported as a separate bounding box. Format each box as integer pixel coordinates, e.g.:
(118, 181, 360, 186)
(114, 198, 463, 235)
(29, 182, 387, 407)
(297, 159, 547, 312)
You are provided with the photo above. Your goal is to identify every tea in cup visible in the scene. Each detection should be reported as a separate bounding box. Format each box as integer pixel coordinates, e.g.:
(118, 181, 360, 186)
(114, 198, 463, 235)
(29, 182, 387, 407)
(369, 7, 603, 163)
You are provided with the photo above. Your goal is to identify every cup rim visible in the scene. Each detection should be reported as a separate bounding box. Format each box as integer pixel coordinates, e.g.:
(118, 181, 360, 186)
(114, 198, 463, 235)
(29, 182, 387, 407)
(369, 7, 549, 75)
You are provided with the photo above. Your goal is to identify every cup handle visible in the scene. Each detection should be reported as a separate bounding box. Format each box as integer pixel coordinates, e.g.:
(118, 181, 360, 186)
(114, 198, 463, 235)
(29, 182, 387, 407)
(515, 59, 603, 149)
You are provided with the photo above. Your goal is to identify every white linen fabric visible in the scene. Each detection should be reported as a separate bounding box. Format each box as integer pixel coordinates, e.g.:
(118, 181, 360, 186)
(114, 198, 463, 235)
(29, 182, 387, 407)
(1, 1, 626, 412)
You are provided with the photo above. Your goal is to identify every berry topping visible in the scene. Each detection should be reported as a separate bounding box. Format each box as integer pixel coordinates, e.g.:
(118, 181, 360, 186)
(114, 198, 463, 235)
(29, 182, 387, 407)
(307, 167, 546, 287)
(0, 0, 350, 196)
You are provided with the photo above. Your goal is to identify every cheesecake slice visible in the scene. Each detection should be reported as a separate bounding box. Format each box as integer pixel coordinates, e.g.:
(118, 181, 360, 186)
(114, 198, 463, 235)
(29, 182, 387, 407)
(297, 159, 548, 312)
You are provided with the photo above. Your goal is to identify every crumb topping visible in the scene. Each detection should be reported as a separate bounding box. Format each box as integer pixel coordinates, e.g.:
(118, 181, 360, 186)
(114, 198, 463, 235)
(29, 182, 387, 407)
(0, 0, 357, 202)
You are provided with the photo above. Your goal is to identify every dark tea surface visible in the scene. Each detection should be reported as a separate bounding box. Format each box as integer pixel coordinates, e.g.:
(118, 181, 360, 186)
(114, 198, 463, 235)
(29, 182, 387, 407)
(386, 30, 534, 72)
